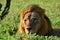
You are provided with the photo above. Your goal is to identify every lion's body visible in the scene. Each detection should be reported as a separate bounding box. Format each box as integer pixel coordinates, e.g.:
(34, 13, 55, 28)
(17, 4, 60, 37)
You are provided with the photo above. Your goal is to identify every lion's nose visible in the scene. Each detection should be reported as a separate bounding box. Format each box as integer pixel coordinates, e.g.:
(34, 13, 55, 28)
(26, 27, 32, 31)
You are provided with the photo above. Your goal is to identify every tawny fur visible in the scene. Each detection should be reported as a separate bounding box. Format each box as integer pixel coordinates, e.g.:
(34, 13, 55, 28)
(17, 4, 60, 37)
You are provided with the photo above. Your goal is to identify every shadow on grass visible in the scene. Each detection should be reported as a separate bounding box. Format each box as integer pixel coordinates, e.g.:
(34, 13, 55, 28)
(0, 3, 2, 11)
(0, 0, 11, 20)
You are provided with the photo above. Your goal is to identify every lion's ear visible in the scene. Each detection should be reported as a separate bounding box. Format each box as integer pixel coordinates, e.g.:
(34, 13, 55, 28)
(37, 8, 45, 16)
(40, 9, 45, 14)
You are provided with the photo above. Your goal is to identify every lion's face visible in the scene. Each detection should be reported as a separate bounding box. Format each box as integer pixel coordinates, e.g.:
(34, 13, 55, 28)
(22, 12, 41, 34)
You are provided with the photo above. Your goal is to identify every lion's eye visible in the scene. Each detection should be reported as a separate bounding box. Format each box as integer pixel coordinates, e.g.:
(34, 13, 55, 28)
(33, 18, 37, 22)
(24, 19, 27, 22)
(34, 18, 37, 20)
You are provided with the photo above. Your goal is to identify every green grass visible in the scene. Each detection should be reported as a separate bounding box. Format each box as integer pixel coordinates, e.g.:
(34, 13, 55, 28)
(0, 0, 60, 40)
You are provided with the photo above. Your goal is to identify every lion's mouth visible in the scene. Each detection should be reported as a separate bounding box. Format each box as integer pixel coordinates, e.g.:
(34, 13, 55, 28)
(25, 29, 35, 34)
(25, 30, 31, 34)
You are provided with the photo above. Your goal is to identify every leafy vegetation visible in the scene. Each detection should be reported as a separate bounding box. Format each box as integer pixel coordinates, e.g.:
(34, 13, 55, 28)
(0, 0, 60, 40)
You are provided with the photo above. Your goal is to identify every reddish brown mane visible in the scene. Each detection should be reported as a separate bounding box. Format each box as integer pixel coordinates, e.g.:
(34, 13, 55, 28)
(17, 4, 60, 37)
(20, 5, 45, 20)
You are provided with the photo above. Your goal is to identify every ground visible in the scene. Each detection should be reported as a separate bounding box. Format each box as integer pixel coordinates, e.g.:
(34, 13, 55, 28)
(0, 0, 60, 40)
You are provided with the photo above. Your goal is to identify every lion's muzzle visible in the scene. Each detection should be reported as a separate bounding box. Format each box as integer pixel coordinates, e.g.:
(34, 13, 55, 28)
(26, 27, 32, 31)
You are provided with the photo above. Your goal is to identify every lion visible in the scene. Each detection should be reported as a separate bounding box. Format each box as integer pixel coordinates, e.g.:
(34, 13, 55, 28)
(17, 4, 60, 37)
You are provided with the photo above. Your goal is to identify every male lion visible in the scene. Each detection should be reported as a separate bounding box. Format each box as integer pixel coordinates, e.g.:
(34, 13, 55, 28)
(17, 4, 60, 37)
